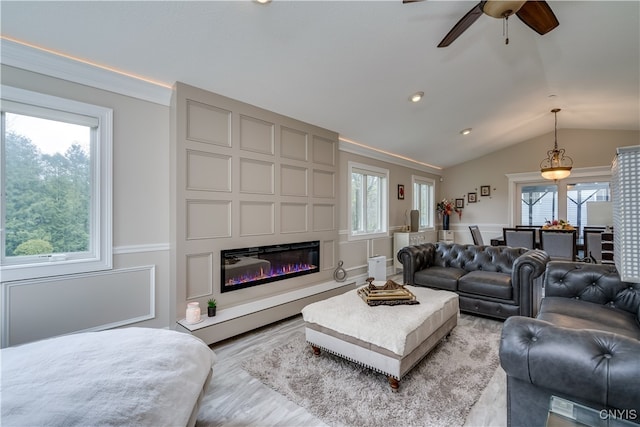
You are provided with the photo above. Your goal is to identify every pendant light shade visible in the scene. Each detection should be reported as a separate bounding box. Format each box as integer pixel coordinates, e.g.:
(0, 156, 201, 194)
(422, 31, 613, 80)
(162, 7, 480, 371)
(540, 108, 572, 180)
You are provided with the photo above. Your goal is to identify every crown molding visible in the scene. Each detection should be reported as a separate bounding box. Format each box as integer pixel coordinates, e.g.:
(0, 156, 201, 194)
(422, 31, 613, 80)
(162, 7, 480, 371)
(1, 38, 172, 106)
(338, 138, 442, 175)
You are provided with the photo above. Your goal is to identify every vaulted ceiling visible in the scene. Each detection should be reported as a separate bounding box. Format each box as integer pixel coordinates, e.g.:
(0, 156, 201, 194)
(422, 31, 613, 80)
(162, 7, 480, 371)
(2, 1, 638, 169)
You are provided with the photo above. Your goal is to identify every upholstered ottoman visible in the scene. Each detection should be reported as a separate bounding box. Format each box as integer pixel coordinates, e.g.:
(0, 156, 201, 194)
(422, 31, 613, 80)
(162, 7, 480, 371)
(301, 284, 459, 391)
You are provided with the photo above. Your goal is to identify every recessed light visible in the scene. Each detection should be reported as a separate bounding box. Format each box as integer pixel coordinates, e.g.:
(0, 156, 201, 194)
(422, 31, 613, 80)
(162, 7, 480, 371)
(460, 128, 472, 135)
(409, 92, 424, 103)
(255, 0, 272, 4)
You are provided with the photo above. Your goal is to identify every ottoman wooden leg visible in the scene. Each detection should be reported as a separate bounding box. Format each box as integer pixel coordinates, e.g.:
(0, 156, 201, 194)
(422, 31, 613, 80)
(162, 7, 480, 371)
(311, 345, 321, 356)
(388, 376, 399, 392)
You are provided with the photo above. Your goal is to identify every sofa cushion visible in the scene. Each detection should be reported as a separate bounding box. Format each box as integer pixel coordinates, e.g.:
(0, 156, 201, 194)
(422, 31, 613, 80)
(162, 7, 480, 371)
(458, 271, 513, 300)
(538, 297, 640, 340)
(414, 266, 465, 291)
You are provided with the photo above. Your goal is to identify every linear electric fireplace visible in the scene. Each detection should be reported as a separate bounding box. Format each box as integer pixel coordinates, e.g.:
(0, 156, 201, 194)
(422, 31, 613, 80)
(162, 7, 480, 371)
(221, 241, 320, 293)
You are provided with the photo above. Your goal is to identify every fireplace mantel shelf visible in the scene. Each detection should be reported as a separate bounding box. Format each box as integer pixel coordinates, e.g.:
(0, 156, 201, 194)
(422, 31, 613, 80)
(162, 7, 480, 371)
(176, 277, 359, 333)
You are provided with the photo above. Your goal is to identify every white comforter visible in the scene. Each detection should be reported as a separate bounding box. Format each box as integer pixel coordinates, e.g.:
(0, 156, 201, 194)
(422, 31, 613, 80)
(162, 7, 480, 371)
(1, 327, 215, 427)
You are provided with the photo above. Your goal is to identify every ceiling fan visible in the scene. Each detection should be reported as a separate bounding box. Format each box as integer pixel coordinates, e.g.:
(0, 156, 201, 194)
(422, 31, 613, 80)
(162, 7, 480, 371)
(404, 0, 559, 48)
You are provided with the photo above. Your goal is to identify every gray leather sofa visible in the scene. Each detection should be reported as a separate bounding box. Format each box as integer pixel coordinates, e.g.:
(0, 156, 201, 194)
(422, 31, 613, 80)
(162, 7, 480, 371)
(397, 243, 548, 319)
(500, 262, 640, 427)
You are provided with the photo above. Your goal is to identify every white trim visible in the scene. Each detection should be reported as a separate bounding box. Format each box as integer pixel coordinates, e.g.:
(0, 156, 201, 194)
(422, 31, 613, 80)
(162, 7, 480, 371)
(339, 139, 442, 175)
(505, 166, 612, 226)
(1, 38, 172, 106)
(1, 265, 155, 347)
(113, 243, 170, 255)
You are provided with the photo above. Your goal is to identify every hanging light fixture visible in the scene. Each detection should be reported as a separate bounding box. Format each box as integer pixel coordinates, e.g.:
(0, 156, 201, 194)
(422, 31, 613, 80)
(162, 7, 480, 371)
(540, 108, 573, 180)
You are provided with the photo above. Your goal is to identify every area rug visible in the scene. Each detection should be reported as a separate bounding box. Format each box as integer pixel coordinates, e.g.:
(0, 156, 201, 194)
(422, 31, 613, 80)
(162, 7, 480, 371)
(241, 315, 502, 427)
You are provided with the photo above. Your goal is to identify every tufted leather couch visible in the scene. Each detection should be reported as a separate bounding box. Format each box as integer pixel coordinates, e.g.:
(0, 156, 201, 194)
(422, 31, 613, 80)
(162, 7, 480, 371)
(500, 261, 640, 427)
(397, 243, 549, 319)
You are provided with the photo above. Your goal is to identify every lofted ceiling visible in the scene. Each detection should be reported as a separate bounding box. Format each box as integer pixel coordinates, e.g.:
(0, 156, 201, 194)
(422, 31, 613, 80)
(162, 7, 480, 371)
(1, 1, 638, 169)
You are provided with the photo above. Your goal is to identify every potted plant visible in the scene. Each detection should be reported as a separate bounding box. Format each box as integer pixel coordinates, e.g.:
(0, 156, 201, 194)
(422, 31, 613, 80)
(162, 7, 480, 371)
(207, 298, 217, 317)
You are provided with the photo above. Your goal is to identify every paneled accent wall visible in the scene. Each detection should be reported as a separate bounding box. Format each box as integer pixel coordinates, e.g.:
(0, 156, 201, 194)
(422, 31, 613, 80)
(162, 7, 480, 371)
(171, 82, 339, 329)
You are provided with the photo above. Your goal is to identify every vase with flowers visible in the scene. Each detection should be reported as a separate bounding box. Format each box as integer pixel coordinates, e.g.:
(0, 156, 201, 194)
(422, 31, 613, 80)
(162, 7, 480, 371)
(542, 219, 575, 230)
(436, 199, 462, 230)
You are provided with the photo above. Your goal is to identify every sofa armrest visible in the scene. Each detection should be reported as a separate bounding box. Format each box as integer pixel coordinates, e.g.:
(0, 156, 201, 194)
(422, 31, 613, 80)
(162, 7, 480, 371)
(511, 249, 549, 317)
(397, 243, 435, 286)
(500, 316, 640, 413)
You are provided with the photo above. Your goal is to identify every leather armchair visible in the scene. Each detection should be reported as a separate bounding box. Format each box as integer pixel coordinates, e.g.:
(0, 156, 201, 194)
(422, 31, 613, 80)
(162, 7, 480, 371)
(500, 262, 640, 426)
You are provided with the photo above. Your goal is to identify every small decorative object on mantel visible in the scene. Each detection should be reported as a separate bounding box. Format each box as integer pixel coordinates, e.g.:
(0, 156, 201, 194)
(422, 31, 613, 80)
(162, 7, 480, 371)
(468, 192, 477, 203)
(480, 185, 490, 197)
(186, 302, 202, 324)
(357, 279, 419, 306)
(333, 260, 347, 282)
(207, 298, 217, 317)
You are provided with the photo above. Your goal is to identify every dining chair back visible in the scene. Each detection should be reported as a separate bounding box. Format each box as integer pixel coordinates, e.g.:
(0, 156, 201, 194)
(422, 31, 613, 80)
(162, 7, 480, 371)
(540, 229, 577, 261)
(503, 228, 536, 249)
(584, 228, 604, 263)
(516, 225, 542, 246)
(469, 225, 484, 246)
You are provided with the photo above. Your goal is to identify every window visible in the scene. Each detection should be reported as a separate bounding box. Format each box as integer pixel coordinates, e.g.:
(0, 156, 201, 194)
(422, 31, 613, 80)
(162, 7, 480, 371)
(567, 182, 610, 236)
(412, 175, 435, 229)
(1, 86, 112, 281)
(520, 184, 558, 226)
(348, 161, 388, 239)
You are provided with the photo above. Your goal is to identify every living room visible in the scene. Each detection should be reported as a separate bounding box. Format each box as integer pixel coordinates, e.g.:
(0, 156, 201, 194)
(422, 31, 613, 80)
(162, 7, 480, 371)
(1, 1, 639, 426)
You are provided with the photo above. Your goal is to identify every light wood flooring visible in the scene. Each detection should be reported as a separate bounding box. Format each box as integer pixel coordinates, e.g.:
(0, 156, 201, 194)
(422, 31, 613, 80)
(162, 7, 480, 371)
(196, 281, 507, 427)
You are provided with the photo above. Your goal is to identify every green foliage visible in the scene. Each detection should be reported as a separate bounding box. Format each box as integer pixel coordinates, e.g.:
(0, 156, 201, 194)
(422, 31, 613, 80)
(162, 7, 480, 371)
(3, 131, 90, 257)
(207, 298, 217, 307)
(13, 239, 54, 256)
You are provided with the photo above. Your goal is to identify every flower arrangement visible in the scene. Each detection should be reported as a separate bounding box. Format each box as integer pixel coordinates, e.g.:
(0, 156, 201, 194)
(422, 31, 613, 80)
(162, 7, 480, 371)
(436, 199, 462, 219)
(542, 219, 575, 230)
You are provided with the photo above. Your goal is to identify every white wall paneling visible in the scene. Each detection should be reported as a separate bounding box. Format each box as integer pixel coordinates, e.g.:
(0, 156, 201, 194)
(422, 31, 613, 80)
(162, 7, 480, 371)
(186, 253, 214, 300)
(281, 126, 308, 161)
(239, 115, 274, 155)
(239, 201, 275, 236)
(2, 266, 155, 347)
(186, 200, 232, 239)
(172, 83, 339, 344)
(239, 158, 275, 194)
(186, 100, 231, 147)
(280, 203, 308, 234)
(186, 150, 231, 192)
(280, 164, 308, 196)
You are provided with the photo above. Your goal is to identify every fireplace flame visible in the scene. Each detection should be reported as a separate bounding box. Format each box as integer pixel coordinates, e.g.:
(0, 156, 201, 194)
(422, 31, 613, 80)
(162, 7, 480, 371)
(226, 262, 317, 286)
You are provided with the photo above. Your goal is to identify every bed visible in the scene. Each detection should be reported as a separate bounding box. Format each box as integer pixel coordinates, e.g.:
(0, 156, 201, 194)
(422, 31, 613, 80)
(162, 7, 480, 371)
(1, 327, 216, 427)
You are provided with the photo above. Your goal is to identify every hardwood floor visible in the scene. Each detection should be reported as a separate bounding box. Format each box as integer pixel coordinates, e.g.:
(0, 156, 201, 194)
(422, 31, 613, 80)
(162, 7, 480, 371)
(196, 280, 507, 427)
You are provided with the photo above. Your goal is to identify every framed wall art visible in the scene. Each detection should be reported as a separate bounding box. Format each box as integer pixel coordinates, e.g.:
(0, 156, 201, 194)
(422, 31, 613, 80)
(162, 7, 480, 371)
(455, 198, 464, 209)
(397, 184, 405, 200)
(468, 192, 477, 203)
(481, 185, 490, 197)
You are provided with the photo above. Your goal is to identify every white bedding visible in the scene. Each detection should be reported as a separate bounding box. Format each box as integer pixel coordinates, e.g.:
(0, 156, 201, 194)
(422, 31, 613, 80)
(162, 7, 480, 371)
(1, 327, 215, 427)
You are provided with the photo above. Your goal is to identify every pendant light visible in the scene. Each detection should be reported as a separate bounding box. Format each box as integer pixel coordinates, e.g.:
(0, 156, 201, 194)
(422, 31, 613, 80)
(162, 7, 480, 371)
(540, 108, 572, 180)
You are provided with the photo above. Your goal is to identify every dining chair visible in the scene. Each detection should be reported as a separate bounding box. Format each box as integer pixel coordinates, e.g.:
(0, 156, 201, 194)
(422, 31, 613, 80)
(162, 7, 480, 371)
(583, 228, 604, 263)
(469, 225, 484, 246)
(503, 228, 536, 249)
(540, 229, 577, 261)
(516, 225, 542, 247)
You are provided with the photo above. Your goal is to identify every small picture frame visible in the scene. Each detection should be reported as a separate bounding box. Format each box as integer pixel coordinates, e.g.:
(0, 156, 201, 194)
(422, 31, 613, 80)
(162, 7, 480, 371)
(468, 192, 477, 203)
(397, 184, 405, 200)
(481, 185, 491, 197)
(455, 198, 464, 209)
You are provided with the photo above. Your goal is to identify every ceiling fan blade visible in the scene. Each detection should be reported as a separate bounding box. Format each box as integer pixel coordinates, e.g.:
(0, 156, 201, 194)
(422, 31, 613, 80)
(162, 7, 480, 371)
(437, 3, 484, 48)
(516, 0, 559, 35)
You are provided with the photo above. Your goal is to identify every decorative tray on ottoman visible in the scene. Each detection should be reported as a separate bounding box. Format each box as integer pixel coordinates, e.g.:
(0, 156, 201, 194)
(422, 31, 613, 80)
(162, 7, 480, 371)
(357, 278, 419, 306)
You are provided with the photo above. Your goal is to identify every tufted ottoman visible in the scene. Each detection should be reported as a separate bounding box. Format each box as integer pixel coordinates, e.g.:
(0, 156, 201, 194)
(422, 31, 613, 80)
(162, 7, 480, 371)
(301, 284, 459, 391)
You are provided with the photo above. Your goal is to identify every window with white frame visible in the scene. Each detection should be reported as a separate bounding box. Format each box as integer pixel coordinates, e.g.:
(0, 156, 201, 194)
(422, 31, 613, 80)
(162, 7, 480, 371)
(1, 86, 112, 282)
(412, 175, 435, 229)
(348, 161, 388, 239)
